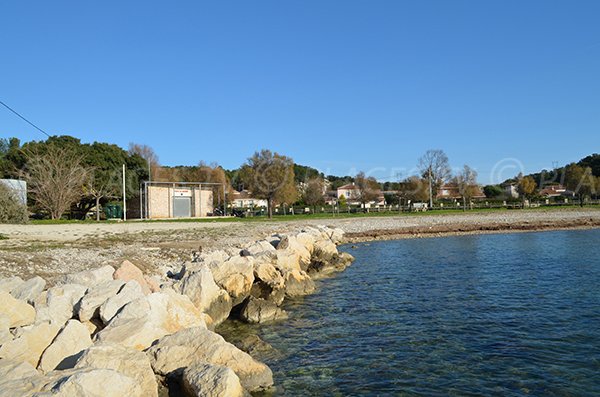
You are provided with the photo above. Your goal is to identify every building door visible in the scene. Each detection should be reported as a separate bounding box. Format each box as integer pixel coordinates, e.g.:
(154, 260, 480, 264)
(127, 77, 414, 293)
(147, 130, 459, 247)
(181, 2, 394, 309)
(173, 196, 191, 218)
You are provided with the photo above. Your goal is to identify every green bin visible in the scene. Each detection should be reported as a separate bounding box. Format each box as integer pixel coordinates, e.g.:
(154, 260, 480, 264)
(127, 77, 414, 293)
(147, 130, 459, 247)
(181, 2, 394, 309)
(104, 204, 123, 220)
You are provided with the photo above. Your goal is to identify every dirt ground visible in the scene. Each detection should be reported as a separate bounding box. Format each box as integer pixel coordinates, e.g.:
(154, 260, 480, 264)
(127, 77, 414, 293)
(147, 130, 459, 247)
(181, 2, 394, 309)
(1, 208, 599, 283)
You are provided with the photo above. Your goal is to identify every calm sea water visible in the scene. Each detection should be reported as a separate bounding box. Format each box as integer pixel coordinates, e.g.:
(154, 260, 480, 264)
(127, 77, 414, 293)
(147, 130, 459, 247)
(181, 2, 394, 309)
(223, 229, 600, 396)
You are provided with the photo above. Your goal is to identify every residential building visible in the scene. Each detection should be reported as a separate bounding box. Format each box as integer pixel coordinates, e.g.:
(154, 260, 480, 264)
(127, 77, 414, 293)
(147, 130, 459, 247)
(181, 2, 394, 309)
(231, 190, 268, 208)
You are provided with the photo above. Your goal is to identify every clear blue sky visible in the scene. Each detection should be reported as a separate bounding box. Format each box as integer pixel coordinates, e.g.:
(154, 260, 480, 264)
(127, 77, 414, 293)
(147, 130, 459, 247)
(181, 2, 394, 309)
(1, 1, 599, 184)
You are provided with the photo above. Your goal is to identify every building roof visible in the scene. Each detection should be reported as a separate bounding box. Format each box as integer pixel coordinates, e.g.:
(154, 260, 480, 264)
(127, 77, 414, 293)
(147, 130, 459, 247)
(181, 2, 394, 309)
(337, 183, 358, 190)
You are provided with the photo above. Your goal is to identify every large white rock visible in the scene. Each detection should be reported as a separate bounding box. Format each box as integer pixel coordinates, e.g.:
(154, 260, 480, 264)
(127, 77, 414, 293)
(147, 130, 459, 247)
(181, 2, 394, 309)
(208, 255, 255, 306)
(38, 320, 93, 372)
(0, 359, 44, 397)
(78, 279, 125, 321)
(283, 269, 316, 297)
(0, 276, 24, 294)
(113, 260, 155, 295)
(0, 322, 61, 366)
(275, 249, 302, 272)
(0, 291, 36, 328)
(241, 239, 276, 257)
(240, 297, 288, 324)
(179, 266, 232, 326)
(183, 362, 248, 397)
(0, 314, 11, 345)
(95, 291, 207, 351)
(35, 368, 143, 397)
(99, 280, 145, 324)
(147, 326, 273, 392)
(75, 343, 158, 397)
(57, 265, 115, 288)
(35, 283, 87, 327)
(277, 234, 311, 268)
(10, 276, 46, 304)
(253, 262, 285, 289)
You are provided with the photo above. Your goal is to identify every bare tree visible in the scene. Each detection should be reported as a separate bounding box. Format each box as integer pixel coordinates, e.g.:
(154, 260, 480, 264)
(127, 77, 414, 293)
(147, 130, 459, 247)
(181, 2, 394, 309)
(22, 146, 90, 220)
(302, 177, 325, 213)
(417, 149, 451, 208)
(455, 165, 478, 211)
(84, 170, 119, 221)
(397, 176, 429, 205)
(128, 143, 159, 180)
(355, 172, 381, 210)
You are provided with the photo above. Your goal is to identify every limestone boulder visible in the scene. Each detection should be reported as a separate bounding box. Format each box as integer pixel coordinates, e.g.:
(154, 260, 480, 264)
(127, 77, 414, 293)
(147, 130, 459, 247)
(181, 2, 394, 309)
(283, 269, 316, 297)
(0, 291, 36, 328)
(95, 291, 207, 350)
(241, 239, 276, 257)
(308, 251, 355, 278)
(0, 322, 61, 366)
(208, 255, 255, 306)
(35, 283, 87, 327)
(0, 314, 11, 345)
(77, 279, 125, 321)
(253, 262, 284, 289)
(182, 362, 248, 397)
(249, 282, 285, 306)
(275, 249, 302, 272)
(179, 266, 232, 326)
(35, 368, 143, 397)
(57, 265, 115, 288)
(0, 276, 24, 294)
(99, 280, 145, 324)
(10, 276, 46, 304)
(277, 234, 311, 269)
(239, 297, 288, 324)
(38, 320, 92, 372)
(147, 326, 273, 392)
(0, 359, 44, 397)
(113, 260, 154, 295)
(75, 343, 158, 397)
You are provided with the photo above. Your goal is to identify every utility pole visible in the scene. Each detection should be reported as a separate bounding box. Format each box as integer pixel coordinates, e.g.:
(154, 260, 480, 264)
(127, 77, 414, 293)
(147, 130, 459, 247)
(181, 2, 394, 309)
(428, 166, 433, 209)
(122, 164, 127, 221)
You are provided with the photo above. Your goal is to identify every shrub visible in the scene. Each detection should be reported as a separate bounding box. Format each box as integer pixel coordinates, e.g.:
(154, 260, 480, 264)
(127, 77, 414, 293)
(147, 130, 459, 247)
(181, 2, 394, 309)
(0, 182, 28, 224)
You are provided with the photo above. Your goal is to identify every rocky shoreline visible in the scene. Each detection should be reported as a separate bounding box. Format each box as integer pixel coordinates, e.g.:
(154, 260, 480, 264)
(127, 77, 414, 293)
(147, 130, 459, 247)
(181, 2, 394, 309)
(0, 226, 353, 396)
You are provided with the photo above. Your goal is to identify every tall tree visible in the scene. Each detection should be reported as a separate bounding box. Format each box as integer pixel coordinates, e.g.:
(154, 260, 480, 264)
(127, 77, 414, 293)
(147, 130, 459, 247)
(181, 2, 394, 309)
(302, 177, 325, 212)
(240, 150, 297, 218)
(517, 173, 537, 204)
(564, 164, 597, 206)
(21, 146, 91, 219)
(417, 149, 451, 208)
(128, 143, 159, 180)
(397, 176, 429, 205)
(455, 165, 478, 211)
(355, 172, 380, 210)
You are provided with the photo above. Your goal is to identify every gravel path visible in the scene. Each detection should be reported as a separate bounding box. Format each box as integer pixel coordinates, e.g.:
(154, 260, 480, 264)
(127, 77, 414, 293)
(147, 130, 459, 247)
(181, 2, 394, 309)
(1, 208, 599, 283)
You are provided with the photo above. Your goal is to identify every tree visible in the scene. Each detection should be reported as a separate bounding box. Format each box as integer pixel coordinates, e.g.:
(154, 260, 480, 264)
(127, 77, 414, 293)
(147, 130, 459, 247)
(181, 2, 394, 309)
(483, 185, 503, 198)
(397, 176, 429, 205)
(0, 182, 28, 224)
(338, 194, 347, 209)
(302, 177, 325, 212)
(417, 149, 451, 208)
(22, 146, 91, 219)
(455, 165, 478, 211)
(564, 164, 598, 206)
(128, 143, 160, 180)
(517, 174, 537, 204)
(240, 150, 297, 218)
(355, 172, 380, 210)
(84, 170, 118, 221)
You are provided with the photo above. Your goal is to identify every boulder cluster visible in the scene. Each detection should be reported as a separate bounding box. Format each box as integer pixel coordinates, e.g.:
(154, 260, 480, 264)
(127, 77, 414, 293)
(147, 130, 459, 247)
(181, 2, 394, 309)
(0, 226, 353, 396)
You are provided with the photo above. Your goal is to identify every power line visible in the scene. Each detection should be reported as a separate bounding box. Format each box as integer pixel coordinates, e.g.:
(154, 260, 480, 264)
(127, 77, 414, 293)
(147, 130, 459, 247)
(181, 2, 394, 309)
(0, 100, 51, 138)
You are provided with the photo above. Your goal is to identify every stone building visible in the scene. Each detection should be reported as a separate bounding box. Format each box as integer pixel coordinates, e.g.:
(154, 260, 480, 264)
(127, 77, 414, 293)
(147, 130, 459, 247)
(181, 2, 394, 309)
(141, 182, 217, 219)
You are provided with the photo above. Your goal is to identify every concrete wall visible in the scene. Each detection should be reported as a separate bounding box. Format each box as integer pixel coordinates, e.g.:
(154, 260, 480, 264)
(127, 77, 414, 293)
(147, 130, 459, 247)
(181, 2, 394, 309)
(148, 186, 171, 218)
(148, 185, 214, 219)
(194, 189, 214, 217)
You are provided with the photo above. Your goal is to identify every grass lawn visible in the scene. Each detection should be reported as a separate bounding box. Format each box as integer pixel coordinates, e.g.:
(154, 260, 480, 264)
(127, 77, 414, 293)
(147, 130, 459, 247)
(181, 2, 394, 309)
(28, 205, 600, 225)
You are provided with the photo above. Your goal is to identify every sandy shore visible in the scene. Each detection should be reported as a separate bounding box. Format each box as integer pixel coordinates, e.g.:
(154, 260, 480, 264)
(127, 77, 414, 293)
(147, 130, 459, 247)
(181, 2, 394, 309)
(1, 208, 599, 282)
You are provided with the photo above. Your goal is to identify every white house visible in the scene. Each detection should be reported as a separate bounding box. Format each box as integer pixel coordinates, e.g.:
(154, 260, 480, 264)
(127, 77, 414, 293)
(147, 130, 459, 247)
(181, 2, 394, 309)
(231, 190, 268, 208)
